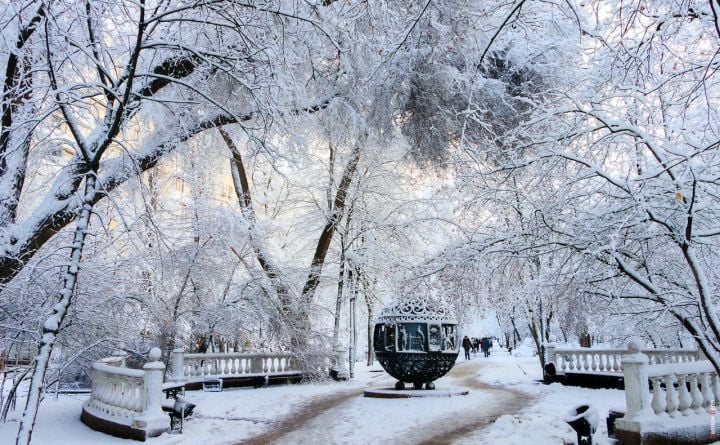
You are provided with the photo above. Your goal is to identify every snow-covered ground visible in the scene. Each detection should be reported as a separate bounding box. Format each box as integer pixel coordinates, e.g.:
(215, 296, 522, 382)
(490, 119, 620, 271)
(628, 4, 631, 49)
(0, 349, 637, 444)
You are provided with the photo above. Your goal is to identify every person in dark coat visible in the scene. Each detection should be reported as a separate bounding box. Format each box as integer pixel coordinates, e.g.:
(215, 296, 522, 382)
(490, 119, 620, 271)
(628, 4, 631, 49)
(481, 337, 491, 357)
(462, 336, 472, 360)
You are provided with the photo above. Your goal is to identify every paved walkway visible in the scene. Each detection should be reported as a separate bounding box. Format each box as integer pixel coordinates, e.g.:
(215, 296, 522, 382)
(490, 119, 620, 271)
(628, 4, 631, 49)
(236, 357, 535, 445)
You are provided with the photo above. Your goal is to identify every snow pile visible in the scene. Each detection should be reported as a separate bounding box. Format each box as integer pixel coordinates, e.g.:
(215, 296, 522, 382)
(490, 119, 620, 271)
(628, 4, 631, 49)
(511, 337, 537, 357)
(477, 412, 576, 445)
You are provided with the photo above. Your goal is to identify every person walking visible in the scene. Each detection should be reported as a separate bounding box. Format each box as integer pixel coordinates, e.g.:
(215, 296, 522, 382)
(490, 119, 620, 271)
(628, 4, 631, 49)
(462, 336, 472, 360)
(481, 337, 490, 357)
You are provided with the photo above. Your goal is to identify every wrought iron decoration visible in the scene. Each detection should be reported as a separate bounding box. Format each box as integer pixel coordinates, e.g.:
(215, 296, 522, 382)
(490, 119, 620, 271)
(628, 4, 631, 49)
(373, 295, 459, 390)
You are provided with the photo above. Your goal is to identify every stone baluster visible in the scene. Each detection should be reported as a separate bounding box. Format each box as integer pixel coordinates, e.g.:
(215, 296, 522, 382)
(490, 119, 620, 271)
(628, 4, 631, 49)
(129, 382, 140, 413)
(170, 347, 185, 382)
(701, 373, 714, 411)
(591, 353, 598, 371)
(622, 338, 653, 421)
(568, 353, 576, 371)
(111, 381, 121, 409)
(689, 374, 704, 414)
(136, 380, 144, 412)
(664, 374, 679, 418)
(713, 375, 720, 408)
(122, 381, 131, 411)
(650, 377, 667, 416)
(119, 381, 129, 412)
(677, 374, 692, 415)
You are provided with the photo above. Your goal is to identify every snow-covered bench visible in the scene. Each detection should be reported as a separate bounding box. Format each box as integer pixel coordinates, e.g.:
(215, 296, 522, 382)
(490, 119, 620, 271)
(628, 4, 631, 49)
(614, 339, 719, 445)
(81, 348, 168, 441)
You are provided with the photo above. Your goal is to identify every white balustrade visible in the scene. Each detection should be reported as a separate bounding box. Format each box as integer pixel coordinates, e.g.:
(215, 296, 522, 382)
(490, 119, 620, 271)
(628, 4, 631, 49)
(171, 350, 330, 383)
(86, 362, 145, 418)
(82, 348, 168, 439)
(622, 341, 719, 421)
(547, 344, 699, 376)
(616, 339, 720, 443)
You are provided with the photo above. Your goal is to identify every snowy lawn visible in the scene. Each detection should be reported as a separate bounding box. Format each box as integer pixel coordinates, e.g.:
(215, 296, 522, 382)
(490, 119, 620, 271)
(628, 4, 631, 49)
(3, 349, 697, 444)
(464, 351, 626, 445)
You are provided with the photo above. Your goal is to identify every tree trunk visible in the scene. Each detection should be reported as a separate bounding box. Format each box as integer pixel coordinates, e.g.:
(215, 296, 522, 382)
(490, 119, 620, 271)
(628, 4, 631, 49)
(300, 142, 362, 305)
(0, 6, 44, 227)
(219, 128, 292, 314)
(364, 275, 374, 366)
(332, 237, 346, 347)
(16, 172, 96, 445)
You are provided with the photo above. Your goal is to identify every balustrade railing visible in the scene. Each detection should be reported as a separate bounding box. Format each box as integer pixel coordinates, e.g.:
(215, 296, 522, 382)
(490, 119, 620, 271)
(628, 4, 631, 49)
(170, 349, 332, 382)
(85, 362, 145, 419)
(546, 343, 700, 376)
(645, 361, 720, 418)
(81, 348, 168, 440)
(615, 339, 719, 443)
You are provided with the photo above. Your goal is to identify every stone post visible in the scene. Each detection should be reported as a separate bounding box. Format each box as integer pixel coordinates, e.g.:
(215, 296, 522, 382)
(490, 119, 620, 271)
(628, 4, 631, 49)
(170, 347, 185, 382)
(622, 338, 652, 420)
(133, 347, 168, 436)
(332, 345, 350, 381)
(546, 335, 557, 366)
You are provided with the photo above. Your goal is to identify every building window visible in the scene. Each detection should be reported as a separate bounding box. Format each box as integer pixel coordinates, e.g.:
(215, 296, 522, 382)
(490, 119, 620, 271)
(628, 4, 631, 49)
(221, 184, 235, 199)
(175, 178, 185, 192)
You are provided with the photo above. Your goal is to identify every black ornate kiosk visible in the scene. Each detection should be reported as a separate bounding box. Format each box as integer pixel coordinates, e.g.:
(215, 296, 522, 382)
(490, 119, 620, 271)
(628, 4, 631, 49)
(373, 296, 459, 390)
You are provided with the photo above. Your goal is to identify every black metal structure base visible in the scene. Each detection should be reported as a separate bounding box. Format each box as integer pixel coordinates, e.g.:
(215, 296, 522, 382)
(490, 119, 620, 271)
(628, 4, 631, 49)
(376, 351, 458, 389)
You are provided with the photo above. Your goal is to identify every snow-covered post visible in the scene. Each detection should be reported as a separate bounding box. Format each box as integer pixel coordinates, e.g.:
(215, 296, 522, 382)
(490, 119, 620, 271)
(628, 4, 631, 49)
(622, 338, 652, 420)
(546, 335, 557, 366)
(332, 345, 350, 380)
(132, 348, 167, 434)
(170, 347, 185, 382)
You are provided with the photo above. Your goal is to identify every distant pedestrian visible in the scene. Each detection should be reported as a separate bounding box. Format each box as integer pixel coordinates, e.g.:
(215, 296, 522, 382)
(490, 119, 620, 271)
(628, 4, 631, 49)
(462, 336, 472, 360)
(481, 337, 490, 357)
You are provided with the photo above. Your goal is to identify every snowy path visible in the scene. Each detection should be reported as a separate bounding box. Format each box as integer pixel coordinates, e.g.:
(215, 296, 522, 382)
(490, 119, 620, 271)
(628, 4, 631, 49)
(241, 357, 535, 445)
(413, 360, 534, 445)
